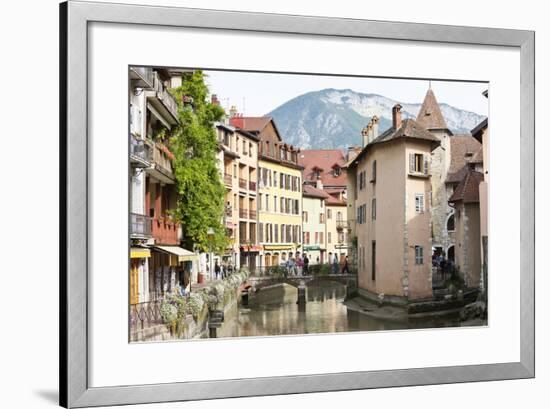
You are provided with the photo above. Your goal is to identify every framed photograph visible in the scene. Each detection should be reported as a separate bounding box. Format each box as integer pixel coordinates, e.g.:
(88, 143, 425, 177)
(60, 1, 534, 407)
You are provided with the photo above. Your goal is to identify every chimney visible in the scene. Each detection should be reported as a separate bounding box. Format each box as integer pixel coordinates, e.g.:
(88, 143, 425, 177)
(316, 178, 323, 190)
(367, 121, 375, 144)
(361, 126, 369, 148)
(347, 146, 360, 161)
(211, 94, 219, 106)
(392, 104, 402, 129)
(371, 115, 379, 140)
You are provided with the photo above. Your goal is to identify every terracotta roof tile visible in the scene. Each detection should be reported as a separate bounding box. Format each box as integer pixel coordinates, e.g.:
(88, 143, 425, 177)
(303, 184, 330, 199)
(416, 88, 449, 131)
(371, 118, 440, 145)
(446, 134, 482, 183)
(449, 170, 484, 204)
(298, 149, 348, 188)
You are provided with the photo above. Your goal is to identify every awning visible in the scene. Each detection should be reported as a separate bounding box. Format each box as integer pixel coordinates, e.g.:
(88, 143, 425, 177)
(153, 246, 198, 262)
(263, 245, 294, 251)
(131, 247, 151, 258)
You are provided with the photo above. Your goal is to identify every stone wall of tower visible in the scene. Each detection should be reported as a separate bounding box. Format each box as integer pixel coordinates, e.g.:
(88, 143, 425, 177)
(429, 129, 454, 254)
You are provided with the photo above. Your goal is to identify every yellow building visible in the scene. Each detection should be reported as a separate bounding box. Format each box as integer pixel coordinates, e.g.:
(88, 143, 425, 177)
(229, 115, 303, 268)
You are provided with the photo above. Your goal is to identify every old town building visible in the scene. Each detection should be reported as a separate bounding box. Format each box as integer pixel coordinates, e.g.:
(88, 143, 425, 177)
(216, 120, 261, 273)
(302, 184, 329, 264)
(230, 115, 303, 269)
(129, 67, 197, 304)
(347, 104, 439, 301)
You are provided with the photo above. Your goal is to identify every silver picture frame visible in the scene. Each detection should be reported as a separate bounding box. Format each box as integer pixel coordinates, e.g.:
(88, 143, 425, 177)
(60, 1, 535, 407)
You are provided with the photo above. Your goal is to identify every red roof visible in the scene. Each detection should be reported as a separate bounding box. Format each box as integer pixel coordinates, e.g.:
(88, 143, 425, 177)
(303, 184, 330, 199)
(449, 170, 484, 204)
(416, 89, 449, 131)
(446, 134, 482, 183)
(298, 149, 348, 188)
(325, 194, 347, 206)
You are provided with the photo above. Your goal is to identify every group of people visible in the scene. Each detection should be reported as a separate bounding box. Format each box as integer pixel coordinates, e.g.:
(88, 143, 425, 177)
(213, 259, 234, 280)
(282, 252, 350, 277)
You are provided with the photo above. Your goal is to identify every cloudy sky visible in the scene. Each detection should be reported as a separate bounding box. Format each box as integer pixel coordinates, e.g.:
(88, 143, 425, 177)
(203, 69, 488, 117)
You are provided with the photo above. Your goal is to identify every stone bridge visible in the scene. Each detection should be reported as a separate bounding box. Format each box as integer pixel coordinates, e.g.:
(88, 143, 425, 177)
(245, 274, 358, 304)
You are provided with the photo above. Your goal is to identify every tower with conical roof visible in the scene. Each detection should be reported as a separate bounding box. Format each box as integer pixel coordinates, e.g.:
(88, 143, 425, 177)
(417, 87, 454, 258)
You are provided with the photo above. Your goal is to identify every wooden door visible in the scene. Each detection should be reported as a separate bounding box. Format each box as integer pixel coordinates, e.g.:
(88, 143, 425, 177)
(130, 260, 139, 305)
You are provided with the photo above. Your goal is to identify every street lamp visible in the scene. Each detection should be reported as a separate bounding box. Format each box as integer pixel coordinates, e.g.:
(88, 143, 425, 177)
(207, 227, 215, 281)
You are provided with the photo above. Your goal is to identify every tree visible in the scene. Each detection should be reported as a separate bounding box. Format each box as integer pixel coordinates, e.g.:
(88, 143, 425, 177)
(169, 71, 228, 253)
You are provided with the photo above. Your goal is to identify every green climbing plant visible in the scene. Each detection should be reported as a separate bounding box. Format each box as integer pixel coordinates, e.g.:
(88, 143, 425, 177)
(168, 70, 229, 253)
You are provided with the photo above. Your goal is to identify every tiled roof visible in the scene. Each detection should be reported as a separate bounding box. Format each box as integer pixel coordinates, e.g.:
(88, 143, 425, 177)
(229, 116, 272, 133)
(471, 146, 484, 164)
(303, 184, 330, 199)
(446, 134, 482, 183)
(371, 118, 440, 145)
(448, 170, 484, 204)
(325, 194, 347, 206)
(471, 117, 488, 143)
(348, 118, 440, 169)
(298, 149, 348, 187)
(415, 88, 449, 131)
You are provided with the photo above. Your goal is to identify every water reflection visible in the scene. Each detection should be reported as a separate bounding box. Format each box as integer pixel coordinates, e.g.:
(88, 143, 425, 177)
(215, 281, 461, 339)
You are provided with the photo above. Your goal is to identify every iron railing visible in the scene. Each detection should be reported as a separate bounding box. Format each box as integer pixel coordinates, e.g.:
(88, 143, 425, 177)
(249, 181, 257, 191)
(130, 137, 151, 165)
(130, 213, 152, 237)
(239, 178, 247, 189)
(239, 208, 248, 219)
(248, 209, 257, 219)
(224, 173, 232, 186)
(130, 299, 163, 331)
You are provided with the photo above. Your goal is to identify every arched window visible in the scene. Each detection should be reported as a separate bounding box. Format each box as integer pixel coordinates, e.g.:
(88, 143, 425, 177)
(446, 213, 455, 232)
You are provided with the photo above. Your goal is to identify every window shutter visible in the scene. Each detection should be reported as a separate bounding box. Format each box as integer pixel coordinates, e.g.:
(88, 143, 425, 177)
(423, 155, 429, 175)
(372, 161, 377, 182)
(409, 153, 415, 173)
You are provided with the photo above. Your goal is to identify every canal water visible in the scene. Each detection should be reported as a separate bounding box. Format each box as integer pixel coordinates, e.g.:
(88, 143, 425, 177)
(215, 281, 462, 339)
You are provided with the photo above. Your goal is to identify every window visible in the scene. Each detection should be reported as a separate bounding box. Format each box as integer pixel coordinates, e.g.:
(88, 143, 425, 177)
(249, 142, 253, 157)
(320, 233, 324, 244)
(371, 241, 376, 280)
(409, 153, 429, 175)
(328, 232, 332, 244)
(447, 213, 455, 232)
(274, 196, 277, 212)
(372, 198, 376, 220)
(303, 211, 308, 223)
(320, 213, 325, 223)
(327, 209, 332, 219)
(415, 194, 424, 213)
(333, 166, 341, 177)
(259, 223, 264, 242)
(371, 160, 377, 183)
(273, 171, 277, 187)
(415, 245, 424, 264)
(337, 211, 342, 222)
(274, 224, 279, 242)
(281, 224, 286, 242)
(265, 194, 269, 211)
(280, 197, 285, 213)
(258, 194, 263, 211)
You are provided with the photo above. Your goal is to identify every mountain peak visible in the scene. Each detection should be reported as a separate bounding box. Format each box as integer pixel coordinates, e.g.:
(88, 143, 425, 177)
(268, 89, 485, 149)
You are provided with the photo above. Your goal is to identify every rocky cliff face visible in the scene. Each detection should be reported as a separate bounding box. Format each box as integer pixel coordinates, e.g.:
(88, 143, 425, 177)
(269, 88, 486, 149)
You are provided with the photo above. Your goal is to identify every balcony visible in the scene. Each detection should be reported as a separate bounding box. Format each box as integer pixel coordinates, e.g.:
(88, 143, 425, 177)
(146, 71, 179, 125)
(224, 173, 233, 187)
(130, 136, 151, 168)
(336, 220, 350, 232)
(130, 213, 152, 238)
(129, 66, 154, 88)
(239, 178, 247, 189)
(249, 181, 257, 191)
(249, 209, 257, 219)
(146, 141, 175, 184)
(152, 217, 179, 245)
(239, 208, 248, 219)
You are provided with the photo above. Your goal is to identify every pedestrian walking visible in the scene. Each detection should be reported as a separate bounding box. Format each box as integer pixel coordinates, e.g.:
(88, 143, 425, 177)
(214, 260, 221, 280)
(332, 254, 339, 274)
(303, 253, 309, 275)
(341, 255, 350, 274)
(296, 255, 304, 276)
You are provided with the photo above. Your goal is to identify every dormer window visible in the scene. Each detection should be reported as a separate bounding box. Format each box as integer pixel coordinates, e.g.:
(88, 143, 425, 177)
(333, 166, 341, 177)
